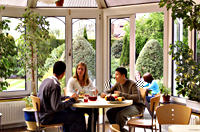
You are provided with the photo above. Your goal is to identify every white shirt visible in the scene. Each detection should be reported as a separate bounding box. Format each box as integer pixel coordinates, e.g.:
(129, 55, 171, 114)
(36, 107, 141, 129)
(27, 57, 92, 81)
(66, 77, 94, 96)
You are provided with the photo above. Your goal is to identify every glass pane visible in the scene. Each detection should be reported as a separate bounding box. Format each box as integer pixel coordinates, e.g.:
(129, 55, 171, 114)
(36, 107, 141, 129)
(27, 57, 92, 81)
(196, 30, 200, 64)
(173, 18, 188, 96)
(72, 19, 96, 84)
(135, 12, 164, 84)
(110, 18, 130, 85)
(38, 17, 66, 93)
(3, 17, 26, 91)
(105, 0, 159, 7)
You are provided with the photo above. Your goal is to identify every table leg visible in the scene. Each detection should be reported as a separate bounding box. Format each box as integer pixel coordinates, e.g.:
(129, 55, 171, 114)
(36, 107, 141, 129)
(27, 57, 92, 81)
(97, 108, 99, 132)
(103, 108, 105, 132)
(92, 108, 94, 132)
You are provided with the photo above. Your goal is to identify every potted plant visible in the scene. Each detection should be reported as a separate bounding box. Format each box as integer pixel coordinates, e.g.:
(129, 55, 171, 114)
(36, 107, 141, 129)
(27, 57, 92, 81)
(168, 41, 200, 108)
(22, 96, 36, 131)
(15, 8, 50, 130)
(158, 80, 171, 102)
(15, 8, 50, 96)
(159, 0, 200, 108)
(55, 0, 64, 6)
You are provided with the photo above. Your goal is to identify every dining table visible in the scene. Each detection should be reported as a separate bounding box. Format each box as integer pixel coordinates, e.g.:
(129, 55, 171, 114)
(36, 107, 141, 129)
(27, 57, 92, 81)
(168, 125, 200, 132)
(71, 96, 133, 132)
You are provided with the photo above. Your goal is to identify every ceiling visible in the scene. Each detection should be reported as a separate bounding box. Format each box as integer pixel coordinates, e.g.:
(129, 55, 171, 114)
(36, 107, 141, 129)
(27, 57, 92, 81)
(0, 0, 161, 8)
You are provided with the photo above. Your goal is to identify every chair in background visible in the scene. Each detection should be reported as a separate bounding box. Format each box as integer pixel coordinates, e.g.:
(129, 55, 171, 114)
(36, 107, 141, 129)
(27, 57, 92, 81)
(31, 96, 64, 132)
(127, 95, 160, 132)
(110, 124, 121, 132)
(104, 79, 112, 90)
(156, 104, 192, 132)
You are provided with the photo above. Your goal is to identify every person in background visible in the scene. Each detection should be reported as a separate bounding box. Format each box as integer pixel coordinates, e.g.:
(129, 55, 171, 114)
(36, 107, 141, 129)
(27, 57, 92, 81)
(101, 67, 145, 132)
(37, 61, 86, 132)
(135, 71, 144, 88)
(65, 62, 98, 132)
(143, 72, 160, 102)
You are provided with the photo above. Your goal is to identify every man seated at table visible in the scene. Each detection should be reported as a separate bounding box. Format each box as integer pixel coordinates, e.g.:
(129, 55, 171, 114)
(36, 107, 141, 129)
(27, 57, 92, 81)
(37, 61, 86, 132)
(101, 67, 145, 132)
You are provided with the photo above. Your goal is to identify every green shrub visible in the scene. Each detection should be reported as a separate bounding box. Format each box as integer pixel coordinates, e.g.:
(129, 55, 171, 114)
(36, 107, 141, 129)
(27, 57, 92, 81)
(111, 39, 123, 58)
(72, 36, 95, 80)
(135, 39, 163, 79)
(87, 39, 96, 50)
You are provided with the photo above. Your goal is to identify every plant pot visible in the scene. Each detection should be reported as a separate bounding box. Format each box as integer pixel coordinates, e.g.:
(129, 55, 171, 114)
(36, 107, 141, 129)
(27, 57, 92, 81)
(162, 95, 171, 102)
(23, 107, 36, 131)
(56, 0, 64, 6)
(186, 99, 200, 111)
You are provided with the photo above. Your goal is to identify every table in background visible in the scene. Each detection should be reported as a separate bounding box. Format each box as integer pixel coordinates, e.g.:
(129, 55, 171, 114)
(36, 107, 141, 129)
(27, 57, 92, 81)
(72, 97, 133, 132)
(168, 125, 200, 132)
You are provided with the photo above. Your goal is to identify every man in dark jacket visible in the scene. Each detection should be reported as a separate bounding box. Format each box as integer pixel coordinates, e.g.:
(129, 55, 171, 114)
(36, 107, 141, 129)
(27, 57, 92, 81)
(37, 61, 86, 132)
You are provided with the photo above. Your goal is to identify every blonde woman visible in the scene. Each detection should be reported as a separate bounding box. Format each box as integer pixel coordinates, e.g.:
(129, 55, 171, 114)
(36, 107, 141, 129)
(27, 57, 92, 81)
(66, 62, 94, 96)
(65, 62, 98, 132)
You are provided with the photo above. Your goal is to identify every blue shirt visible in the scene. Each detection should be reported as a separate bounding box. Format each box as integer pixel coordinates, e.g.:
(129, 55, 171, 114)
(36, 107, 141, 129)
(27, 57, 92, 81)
(144, 80, 160, 95)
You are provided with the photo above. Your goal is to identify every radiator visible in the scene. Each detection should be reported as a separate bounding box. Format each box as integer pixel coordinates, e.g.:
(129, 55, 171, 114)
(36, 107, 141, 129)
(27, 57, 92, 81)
(0, 101, 25, 125)
(161, 115, 200, 132)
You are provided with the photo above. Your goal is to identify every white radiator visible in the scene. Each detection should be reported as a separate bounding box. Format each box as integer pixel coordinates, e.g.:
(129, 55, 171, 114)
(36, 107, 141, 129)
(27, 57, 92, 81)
(161, 115, 200, 132)
(0, 101, 25, 125)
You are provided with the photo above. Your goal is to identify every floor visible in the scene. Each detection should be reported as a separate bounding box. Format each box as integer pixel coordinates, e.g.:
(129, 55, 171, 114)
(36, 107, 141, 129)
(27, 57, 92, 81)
(0, 108, 159, 132)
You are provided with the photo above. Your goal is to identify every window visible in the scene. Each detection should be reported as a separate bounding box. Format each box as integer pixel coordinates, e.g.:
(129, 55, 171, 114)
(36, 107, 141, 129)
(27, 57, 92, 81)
(72, 19, 96, 84)
(3, 17, 26, 92)
(172, 18, 188, 96)
(37, 17, 66, 90)
(110, 18, 130, 85)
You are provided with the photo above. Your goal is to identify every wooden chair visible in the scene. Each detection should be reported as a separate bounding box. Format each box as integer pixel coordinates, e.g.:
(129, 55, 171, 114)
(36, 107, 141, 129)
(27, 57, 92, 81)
(110, 124, 121, 132)
(127, 95, 160, 132)
(31, 96, 64, 132)
(63, 87, 67, 96)
(131, 88, 146, 118)
(156, 104, 192, 132)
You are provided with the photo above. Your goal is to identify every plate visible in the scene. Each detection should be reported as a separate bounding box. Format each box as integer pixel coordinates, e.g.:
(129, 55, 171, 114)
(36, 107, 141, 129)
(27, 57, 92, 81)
(108, 101, 124, 104)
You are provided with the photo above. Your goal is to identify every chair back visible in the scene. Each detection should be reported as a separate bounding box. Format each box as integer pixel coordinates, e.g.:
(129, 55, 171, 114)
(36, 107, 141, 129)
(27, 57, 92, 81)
(31, 95, 40, 112)
(156, 104, 191, 125)
(139, 88, 146, 102)
(63, 88, 67, 96)
(110, 124, 120, 132)
(104, 79, 111, 90)
(150, 95, 160, 112)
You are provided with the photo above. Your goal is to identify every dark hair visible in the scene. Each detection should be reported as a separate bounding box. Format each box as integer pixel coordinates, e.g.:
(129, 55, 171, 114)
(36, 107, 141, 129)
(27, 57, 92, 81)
(53, 61, 66, 75)
(115, 67, 128, 78)
(143, 73, 154, 83)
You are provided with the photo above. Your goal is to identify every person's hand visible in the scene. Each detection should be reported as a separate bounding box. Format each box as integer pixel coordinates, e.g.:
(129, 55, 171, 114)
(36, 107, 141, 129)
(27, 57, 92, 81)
(101, 93, 106, 98)
(71, 93, 79, 101)
(114, 91, 120, 96)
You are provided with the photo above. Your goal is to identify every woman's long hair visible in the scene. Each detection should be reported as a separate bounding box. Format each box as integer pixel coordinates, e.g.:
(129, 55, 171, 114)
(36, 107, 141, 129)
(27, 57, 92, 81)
(73, 62, 90, 86)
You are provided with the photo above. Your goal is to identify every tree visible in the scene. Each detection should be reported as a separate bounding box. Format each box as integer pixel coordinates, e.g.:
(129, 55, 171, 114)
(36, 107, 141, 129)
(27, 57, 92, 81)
(15, 8, 50, 95)
(83, 25, 88, 40)
(0, 20, 17, 91)
(120, 33, 129, 66)
(73, 36, 95, 80)
(135, 39, 163, 79)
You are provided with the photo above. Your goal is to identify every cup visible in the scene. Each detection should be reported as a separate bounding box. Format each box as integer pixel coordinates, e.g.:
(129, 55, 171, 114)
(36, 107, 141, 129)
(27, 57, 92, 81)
(84, 94, 89, 103)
